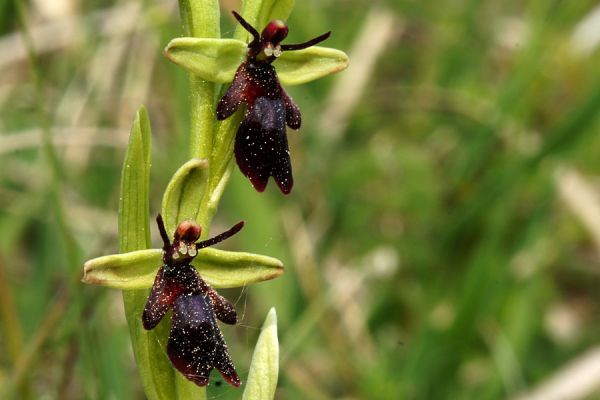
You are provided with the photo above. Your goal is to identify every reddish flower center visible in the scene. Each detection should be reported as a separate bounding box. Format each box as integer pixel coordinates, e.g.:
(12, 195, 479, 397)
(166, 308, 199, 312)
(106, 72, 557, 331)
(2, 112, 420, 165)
(261, 20, 288, 46)
(174, 220, 201, 243)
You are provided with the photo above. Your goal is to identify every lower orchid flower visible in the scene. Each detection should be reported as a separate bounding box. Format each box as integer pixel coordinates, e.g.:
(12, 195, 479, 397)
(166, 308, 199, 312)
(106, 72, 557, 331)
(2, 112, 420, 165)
(142, 214, 244, 387)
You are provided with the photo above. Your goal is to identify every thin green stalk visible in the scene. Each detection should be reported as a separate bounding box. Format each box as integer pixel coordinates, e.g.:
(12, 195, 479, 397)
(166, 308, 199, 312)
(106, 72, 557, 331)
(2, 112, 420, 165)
(197, 113, 243, 229)
(14, 1, 85, 397)
(7, 293, 69, 395)
(177, 0, 222, 239)
(0, 258, 23, 365)
(14, 0, 82, 270)
(0, 258, 27, 398)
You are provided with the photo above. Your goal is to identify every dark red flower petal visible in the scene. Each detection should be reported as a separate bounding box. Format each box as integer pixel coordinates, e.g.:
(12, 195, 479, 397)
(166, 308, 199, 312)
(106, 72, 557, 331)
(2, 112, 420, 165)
(281, 87, 301, 129)
(205, 287, 237, 325)
(196, 221, 245, 250)
(142, 267, 181, 330)
(216, 67, 247, 121)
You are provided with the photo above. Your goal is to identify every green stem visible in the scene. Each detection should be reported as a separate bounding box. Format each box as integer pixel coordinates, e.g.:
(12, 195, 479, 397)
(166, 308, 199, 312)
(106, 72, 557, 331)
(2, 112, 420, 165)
(196, 112, 243, 230)
(164, 1, 223, 398)
(177, 0, 224, 241)
(179, 0, 220, 161)
(189, 77, 216, 159)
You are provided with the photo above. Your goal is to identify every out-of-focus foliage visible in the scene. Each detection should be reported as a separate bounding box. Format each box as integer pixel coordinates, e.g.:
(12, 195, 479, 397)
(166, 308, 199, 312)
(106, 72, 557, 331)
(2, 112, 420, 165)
(1, 0, 600, 399)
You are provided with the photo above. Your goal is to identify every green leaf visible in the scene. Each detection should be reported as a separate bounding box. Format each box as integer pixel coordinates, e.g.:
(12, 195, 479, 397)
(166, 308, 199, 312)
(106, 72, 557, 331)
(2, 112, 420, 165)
(164, 38, 246, 84)
(118, 106, 179, 400)
(82, 248, 284, 290)
(161, 158, 209, 236)
(118, 105, 151, 252)
(276, 46, 349, 86)
(242, 308, 279, 400)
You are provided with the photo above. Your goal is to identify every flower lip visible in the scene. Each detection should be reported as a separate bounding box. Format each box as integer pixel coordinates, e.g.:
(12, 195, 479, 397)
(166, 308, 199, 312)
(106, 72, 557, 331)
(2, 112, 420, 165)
(261, 20, 288, 46)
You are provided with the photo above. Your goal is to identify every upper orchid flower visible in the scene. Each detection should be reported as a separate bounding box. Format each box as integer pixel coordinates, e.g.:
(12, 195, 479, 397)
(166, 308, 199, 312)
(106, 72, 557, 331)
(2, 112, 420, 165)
(165, 10, 348, 193)
(215, 12, 331, 193)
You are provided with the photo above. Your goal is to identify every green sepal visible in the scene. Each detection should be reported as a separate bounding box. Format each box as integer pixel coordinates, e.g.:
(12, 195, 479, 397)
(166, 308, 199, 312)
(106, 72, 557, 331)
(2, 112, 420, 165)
(276, 47, 349, 86)
(164, 38, 246, 84)
(160, 158, 209, 236)
(192, 248, 284, 288)
(82, 248, 284, 290)
(242, 308, 279, 400)
(165, 37, 348, 86)
(83, 249, 161, 289)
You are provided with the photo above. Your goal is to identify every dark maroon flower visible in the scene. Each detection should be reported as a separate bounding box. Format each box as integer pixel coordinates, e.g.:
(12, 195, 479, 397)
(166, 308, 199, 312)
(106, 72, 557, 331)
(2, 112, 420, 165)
(143, 214, 244, 387)
(217, 11, 331, 194)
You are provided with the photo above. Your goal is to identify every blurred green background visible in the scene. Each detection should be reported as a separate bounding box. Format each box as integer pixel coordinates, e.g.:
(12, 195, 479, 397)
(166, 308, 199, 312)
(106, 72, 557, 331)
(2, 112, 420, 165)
(2, 0, 600, 399)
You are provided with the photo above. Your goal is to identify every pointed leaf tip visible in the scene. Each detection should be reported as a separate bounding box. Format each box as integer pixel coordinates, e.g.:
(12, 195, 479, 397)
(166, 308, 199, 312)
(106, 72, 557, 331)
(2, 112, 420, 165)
(119, 105, 152, 252)
(243, 308, 279, 400)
